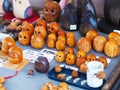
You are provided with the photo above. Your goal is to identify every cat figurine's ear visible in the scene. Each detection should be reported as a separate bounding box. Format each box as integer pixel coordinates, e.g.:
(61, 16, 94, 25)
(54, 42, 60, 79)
(0, 0, 10, 15)
(12, 0, 33, 19)
(59, 0, 68, 10)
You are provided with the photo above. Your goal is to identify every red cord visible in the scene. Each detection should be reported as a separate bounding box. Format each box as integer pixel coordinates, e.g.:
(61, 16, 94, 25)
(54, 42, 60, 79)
(4, 71, 18, 79)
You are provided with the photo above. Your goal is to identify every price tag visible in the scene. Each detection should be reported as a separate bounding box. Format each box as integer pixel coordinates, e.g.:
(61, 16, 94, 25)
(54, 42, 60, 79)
(40, 49, 56, 62)
(70, 25, 77, 30)
(23, 49, 40, 63)
(23, 49, 56, 63)
(0, 58, 7, 68)
(113, 30, 120, 34)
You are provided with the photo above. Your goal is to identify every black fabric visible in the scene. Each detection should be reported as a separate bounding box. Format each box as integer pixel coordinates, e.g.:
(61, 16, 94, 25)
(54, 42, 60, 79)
(104, 0, 120, 26)
(98, 19, 120, 34)
(59, 3, 79, 31)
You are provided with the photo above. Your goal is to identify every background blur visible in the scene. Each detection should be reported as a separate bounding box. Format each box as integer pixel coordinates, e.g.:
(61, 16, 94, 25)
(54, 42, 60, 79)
(8, 0, 105, 18)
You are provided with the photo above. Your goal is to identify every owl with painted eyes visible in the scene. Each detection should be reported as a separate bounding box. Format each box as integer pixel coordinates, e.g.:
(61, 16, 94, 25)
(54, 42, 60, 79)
(12, 0, 33, 19)
(0, 0, 10, 15)
(43, 1, 61, 22)
(18, 31, 30, 46)
(8, 46, 23, 64)
(55, 51, 65, 63)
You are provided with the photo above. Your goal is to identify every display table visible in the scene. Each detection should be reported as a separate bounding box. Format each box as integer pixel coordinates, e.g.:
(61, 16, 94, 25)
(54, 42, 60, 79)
(0, 30, 120, 90)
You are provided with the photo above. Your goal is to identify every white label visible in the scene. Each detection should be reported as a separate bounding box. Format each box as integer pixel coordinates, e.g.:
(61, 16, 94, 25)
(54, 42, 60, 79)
(0, 33, 10, 42)
(113, 30, 120, 34)
(23, 49, 40, 63)
(70, 25, 77, 30)
(0, 58, 7, 68)
(23, 49, 56, 63)
(40, 49, 56, 63)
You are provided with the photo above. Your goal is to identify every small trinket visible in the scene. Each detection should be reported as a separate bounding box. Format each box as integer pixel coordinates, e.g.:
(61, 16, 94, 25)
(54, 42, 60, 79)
(66, 76, 72, 81)
(27, 69, 34, 77)
(73, 78, 80, 83)
(80, 80, 87, 85)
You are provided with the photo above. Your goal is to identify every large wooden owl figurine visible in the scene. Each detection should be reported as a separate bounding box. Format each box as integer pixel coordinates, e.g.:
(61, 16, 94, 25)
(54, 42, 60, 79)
(0, 0, 10, 15)
(12, 0, 33, 19)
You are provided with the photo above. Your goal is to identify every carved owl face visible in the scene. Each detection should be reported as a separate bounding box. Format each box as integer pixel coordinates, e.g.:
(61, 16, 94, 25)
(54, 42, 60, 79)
(2, 37, 16, 54)
(18, 31, 30, 46)
(87, 54, 96, 62)
(55, 51, 65, 63)
(64, 47, 74, 55)
(47, 22, 60, 34)
(34, 26, 47, 39)
(43, 1, 61, 22)
(31, 34, 44, 49)
(76, 50, 86, 58)
(8, 46, 23, 64)
(65, 53, 76, 65)
(22, 23, 34, 36)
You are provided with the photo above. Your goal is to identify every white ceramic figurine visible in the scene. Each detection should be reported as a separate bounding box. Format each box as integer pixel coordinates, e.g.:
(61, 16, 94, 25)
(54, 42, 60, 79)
(0, 0, 10, 15)
(12, 0, 33, 19)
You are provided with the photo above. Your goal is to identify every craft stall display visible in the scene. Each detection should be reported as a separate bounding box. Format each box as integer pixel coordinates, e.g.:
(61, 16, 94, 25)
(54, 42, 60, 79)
(0, 0, 120, 90)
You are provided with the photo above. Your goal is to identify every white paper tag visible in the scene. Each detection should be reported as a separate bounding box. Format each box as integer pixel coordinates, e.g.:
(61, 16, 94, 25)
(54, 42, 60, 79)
(23, 49, 56, 63)
(40, 49, 56, 62)
(0, 33, 10, 42)
(23, 49, 40, 63)
(113, 30, 120, 34)
(70, 25, 77, 30)
(0, 58, 7, 68)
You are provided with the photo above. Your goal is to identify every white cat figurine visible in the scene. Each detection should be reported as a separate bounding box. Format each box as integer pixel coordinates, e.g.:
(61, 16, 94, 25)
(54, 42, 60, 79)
(0, 0, 10, 15)
(12, 0, 33, 19)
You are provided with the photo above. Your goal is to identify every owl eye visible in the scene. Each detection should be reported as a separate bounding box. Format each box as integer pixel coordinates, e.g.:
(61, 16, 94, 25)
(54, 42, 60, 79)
(19, 0, 22, 4)
(26, 29, 29, 31)
(51, 27, 54, 31)
(50, 8, 56, 14)
(51, 9, 54, 13)
(68, 52, 70, 54)
(101, 61, 104, 64)
(45, 8, 49, 13)
(24, 36, 26, 39)
(38, 32, 41, 34)
(20, 35, 22, 38)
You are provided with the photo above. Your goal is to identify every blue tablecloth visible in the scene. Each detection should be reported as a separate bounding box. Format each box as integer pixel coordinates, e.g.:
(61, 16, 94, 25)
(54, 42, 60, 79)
(0, 30, 120, 90)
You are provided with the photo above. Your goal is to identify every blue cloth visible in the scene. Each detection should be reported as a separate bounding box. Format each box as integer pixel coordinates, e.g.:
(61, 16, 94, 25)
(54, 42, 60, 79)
(0, 30, 120, 90)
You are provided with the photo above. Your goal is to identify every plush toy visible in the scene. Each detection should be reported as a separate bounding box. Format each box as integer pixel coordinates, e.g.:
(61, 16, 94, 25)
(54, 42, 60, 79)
(0, 0, 10, 15)
(12, 0, 33, 19)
